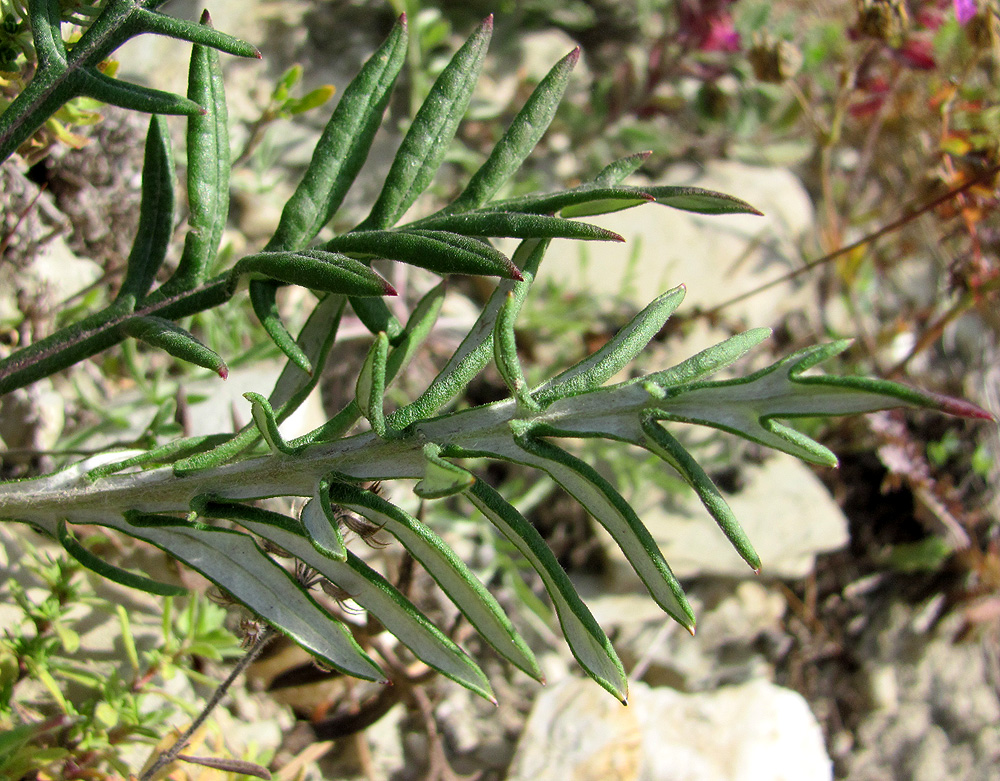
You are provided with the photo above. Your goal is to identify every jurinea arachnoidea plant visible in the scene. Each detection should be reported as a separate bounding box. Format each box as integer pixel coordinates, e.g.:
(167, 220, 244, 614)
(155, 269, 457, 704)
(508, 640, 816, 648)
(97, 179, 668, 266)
(0, 4, 992, 704)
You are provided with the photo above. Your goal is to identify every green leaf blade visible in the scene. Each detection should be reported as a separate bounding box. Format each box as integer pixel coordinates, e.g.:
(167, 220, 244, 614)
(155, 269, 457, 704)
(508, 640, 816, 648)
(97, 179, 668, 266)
(116, 115, 176, 302)
(129, 8, 261, 60)
(249, 280, 313, 374)
(76, 69, 203, 116)
(122, 316, 228, 378)
(212, 503, 494, 700)
(645, 185, 763, 216)
(490, 185, 654, 217)
(534, 285, 687, 406)
(169, 15, 231, 290)
(267, 17, 408, 251)
(640, 420, 760, 572)
(448, 46, 580, 212)
(230, 250, 397, 297)
(300, 488, 347, 561)
(638, 328, 771, 390)
(358, 16, 493, 230)
(593, 151, 652, 185)
(513, 432, 695, 631)
(388, 238, 548, 431)
(59, 520, 186, 597)
(404, 211, 624, 243)
(326, 479, 542, 680)
(414, 444, 475, 499)
(467, 480, 628, 702)
(113, 513, 385, 681)
(323, 229, 521, 279)
(355, 332, 389, 438)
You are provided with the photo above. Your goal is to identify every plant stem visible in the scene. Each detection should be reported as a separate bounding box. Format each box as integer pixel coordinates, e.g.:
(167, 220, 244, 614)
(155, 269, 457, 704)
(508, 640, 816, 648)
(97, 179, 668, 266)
(138, 625, 276, 781)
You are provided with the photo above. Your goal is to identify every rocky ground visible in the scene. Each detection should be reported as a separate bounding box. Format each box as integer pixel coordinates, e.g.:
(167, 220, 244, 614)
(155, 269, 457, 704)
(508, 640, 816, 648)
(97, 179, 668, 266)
(2, 2, 999, 780)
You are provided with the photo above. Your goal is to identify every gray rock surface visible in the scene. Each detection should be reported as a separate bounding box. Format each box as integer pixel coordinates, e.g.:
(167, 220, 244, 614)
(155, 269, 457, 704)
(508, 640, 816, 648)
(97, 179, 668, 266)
(843, 606, 1000, 781)
(506, 677, 832, 781)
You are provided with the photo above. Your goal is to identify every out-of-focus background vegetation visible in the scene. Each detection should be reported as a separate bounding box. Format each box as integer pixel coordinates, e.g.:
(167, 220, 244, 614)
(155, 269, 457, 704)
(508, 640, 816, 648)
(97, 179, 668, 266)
(2, 1, 998, 778)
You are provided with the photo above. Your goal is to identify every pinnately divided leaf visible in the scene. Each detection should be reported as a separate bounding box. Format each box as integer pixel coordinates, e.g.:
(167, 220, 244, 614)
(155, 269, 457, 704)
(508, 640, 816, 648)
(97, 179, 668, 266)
(324, 478, 543, 681)
(103, 513, 384, 681)
(641, 340, 989, 466)
(0, 1, 259, 163)
(193, 498, 495, 700)
(510, 430, 696, 631)
(0, 13, 993, 707)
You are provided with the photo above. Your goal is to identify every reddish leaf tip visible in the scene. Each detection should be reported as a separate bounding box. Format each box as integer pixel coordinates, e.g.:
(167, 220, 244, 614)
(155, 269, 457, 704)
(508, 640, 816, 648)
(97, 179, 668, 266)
(566, 47, 582, 65)
(199, 9, 212, 24)
(253, 48, 263, 60)
(383, 281, 399, 296)
(483, 14, 494, 29)
(931, 392, 995, 421)
(638, 150, 653, 159)
(508, 265, 524, 282)
(609, 231, 626, 243)
(398, 12, 407, 25)
(217, 366, 229, 380)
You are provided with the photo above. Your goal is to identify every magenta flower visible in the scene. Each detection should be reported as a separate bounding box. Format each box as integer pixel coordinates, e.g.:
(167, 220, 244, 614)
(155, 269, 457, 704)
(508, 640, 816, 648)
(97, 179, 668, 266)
(954, 0, 978, 25)
(677, 0, 742, 52)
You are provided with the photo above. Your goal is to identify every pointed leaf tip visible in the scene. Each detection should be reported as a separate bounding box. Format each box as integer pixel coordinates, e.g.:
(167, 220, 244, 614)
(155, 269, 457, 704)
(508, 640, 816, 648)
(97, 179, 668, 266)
(930, 393, 995, 421)
(567, 47, 581, 65)
(218, 366, 229, 380)
(384, 280, 399, 296)
(484, 14, 495, 29)
(199, 9, 212, 23)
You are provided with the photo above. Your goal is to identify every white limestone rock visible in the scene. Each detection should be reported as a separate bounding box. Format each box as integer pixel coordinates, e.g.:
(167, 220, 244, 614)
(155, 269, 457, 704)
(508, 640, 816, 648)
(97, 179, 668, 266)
(507, 677, 833, 781)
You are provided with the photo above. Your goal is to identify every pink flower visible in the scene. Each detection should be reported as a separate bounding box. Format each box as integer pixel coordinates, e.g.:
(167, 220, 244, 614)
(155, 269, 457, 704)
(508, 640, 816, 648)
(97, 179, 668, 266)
(677, 0, 742, 52)
(954, 0, 978, 26)
(894, 37, 937, 69)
